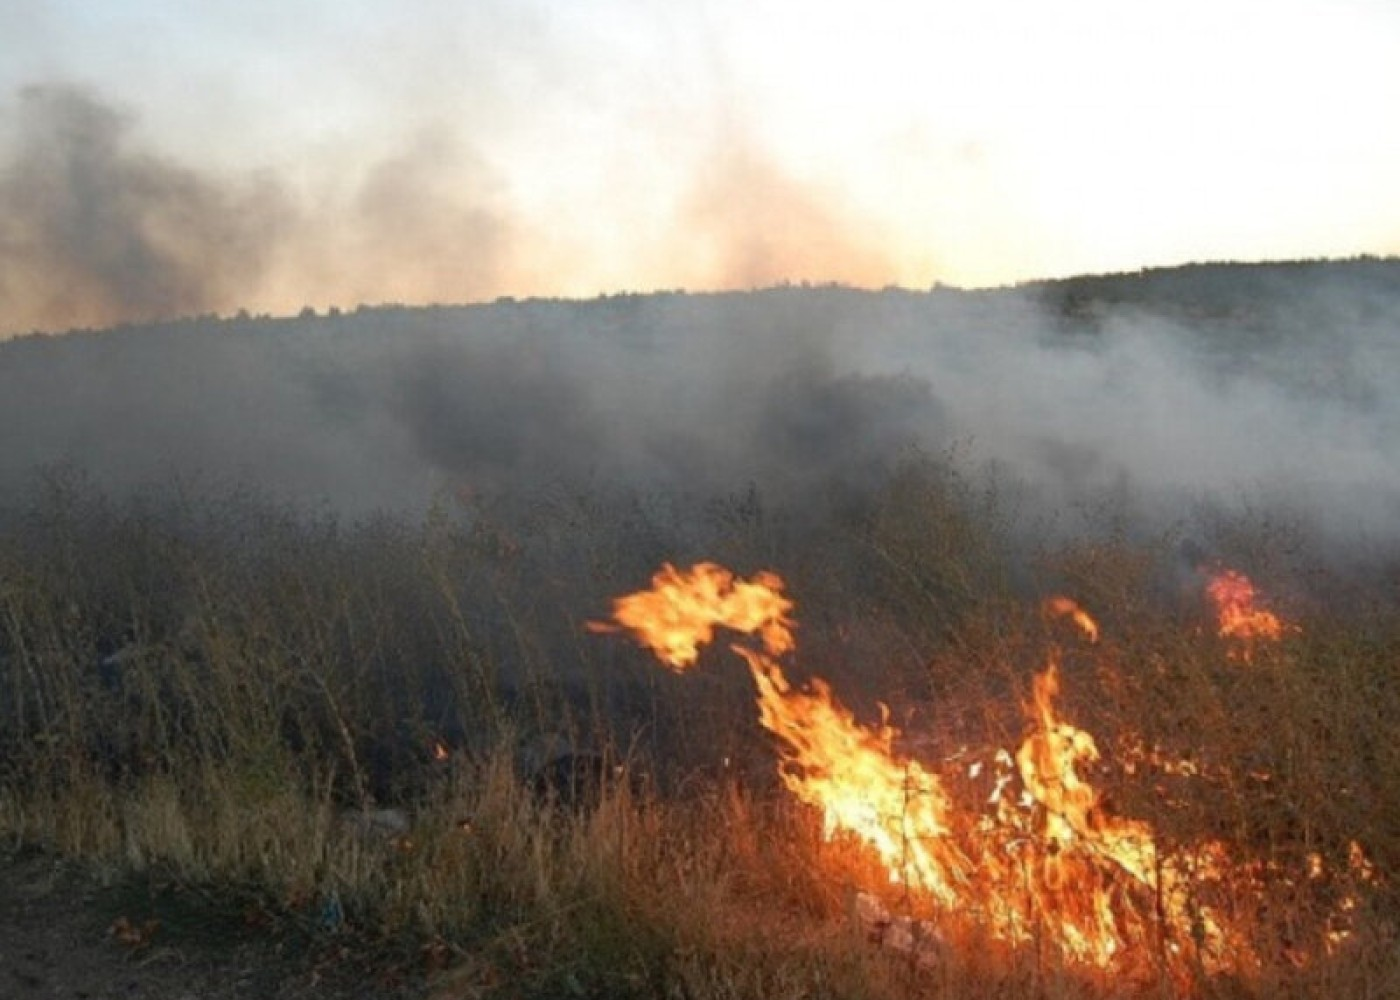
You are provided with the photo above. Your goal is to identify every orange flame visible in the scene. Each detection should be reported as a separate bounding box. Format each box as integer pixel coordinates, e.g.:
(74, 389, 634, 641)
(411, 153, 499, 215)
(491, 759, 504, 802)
(1044, 595, 1099, 643)
(1205, 568, 1290, 660)
(735, 644, 971, 906)
(1013, 662, 1235, 967)
(586, 562, 793, 670)
(594, 562, 1367, 980)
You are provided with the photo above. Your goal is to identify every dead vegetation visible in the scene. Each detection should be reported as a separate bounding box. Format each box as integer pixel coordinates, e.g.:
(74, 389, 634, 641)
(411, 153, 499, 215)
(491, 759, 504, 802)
(0, 459, 1396, 998)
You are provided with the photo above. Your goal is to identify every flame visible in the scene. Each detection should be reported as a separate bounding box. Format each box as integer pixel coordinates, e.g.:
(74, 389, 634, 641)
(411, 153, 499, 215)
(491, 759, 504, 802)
(1205, 568, 1289, 658)
(735, 644, 970, 906)
(1012, 661, 1237, 967)
(586, 561, 794, 670)
(594, 562, 1369, 981)
(1044, 595, 1099, 643)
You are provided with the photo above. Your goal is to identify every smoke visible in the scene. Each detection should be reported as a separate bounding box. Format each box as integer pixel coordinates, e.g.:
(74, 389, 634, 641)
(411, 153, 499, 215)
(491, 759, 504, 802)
(0, 85, 289, 333)
(681, 139, 897, 290)
(0, 83, 920, 336)
(276, 125, 521, 312)
(389, 333, 607, 491)
(0, 289, 952, 523)
(3, 87, 1399, 572)
(2, 265, 1399, 576)
(0, 86, 520, 336)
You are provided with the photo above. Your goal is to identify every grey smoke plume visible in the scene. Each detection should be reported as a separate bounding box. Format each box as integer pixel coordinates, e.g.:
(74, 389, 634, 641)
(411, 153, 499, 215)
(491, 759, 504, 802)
(1, 85, 909, 337)
(2, 264, 1399, 571)
(0, 85, 289, 333)
(0, 86, 521, 336)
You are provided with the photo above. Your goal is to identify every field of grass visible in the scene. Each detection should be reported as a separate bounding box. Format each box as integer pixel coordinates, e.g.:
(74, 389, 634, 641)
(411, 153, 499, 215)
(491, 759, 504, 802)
(0, 458, 1395, 998)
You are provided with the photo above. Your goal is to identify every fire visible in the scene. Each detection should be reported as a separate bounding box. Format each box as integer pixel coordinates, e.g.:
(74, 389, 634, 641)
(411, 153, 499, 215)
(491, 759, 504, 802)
(587, 561, 794, 669)
(1044, 595, 1099, 643)
(593, 562, 1370, 982)
(1012, 662, 1233, 967)
(1018, 664, 1152, 884)
(736, 644, 970, 906)
(1205, 568, 1289, 657)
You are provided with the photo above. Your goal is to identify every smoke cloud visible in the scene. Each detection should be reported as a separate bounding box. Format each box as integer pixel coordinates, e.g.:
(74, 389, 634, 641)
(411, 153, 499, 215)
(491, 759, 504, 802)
(0, 86, 530, 336)
(4, 87, 1399, 577)
(681, 139, 897, 290)
(0, 85, 289, 333)
(0, 84, 914, 337)
(2, 263, 1399, 577)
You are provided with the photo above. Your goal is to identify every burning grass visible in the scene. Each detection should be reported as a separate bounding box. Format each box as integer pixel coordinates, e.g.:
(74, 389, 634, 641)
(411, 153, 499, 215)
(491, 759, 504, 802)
(0, 463, 1397, 998)
(590, 562, 1388, 986)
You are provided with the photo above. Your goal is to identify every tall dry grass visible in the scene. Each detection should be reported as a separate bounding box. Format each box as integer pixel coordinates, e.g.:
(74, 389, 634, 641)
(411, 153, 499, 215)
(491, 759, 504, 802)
(0, 459, 1395, 998)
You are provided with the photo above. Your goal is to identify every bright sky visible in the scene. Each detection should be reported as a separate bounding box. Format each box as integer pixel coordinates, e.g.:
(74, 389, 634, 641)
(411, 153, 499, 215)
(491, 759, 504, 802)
(3, 0, 1399, 323)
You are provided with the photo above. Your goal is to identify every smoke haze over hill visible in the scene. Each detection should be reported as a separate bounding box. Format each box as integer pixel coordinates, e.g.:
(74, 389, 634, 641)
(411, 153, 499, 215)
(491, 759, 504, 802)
(2, 262, 1399, 564)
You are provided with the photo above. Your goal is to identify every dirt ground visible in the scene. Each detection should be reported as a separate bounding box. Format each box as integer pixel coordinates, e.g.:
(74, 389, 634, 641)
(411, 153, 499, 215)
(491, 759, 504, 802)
(0, 846, 427, 1000)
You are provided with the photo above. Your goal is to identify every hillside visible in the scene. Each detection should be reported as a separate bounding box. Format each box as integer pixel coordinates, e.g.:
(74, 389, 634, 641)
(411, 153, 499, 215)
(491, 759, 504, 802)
(3, 258, 1398, 547)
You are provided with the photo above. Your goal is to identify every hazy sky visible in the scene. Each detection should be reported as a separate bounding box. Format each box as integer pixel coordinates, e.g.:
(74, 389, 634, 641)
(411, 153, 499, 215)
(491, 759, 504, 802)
(3, 0, 1399, 330)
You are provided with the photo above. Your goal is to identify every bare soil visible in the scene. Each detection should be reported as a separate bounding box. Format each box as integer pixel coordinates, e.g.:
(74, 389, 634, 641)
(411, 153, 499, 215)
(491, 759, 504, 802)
(0, 846, 426, 1000)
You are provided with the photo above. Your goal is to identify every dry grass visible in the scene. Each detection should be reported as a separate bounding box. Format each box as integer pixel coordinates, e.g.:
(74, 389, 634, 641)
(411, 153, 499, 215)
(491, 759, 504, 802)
(0, 461, 1396, 998)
